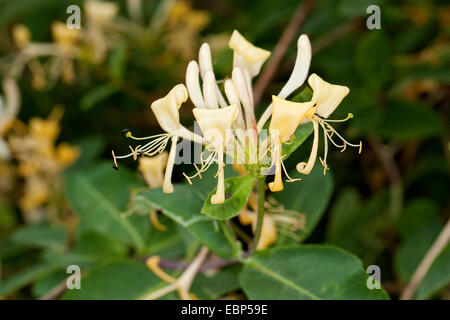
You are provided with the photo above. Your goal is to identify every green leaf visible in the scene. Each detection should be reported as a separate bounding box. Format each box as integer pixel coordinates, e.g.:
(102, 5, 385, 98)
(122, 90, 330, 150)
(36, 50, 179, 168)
(65, 162, 146, 250)
(133, 185, 233, 258)
(62, 260, 166, 300)
(0, 263, 60, 297)
(282, 123, 314, 159)
(337, 0, 382, 19)
(133, 185, 210, 227)
(355, 30, 390, 91)
(31, 270, 67, 298)
(291, 87, 313, 103)
(192, 265, 242, 299)
(416, 245, 450, 300)
(10, 224, 68, 251)
(80, 84, 118, 111)
(376, 99, 443, 141)
(108, 41, 128, 79)
(41, 231, 128, 269)
(394, 199, 450, 299)
(239, 245, 389, 300)
(70, 135, 106, 170)
(202, 176, 256, 220)
(273, 164, 333, 241)
(326, 189, 389, 262)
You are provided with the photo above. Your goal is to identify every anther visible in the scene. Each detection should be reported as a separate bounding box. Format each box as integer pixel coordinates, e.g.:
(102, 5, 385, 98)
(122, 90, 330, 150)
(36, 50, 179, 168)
(359, 141, 362, 154)
(122, 128, 130, 137)
(112, 150, 119, 170)
(183, 173, 193, 185)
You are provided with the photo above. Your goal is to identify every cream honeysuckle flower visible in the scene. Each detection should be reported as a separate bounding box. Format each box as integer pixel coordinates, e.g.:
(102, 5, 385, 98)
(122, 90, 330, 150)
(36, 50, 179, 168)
(0, 78, 20, 160)
(257, 34, 312, 130)
(51, 22, 80, 84)
(229, 30, 271, 80)
(51, 22, 80, 51)
(185, 43, 227, 109)
(228, 30, 270, 110)
(138, 151, 168, 189)
(189, 104, 239, 204)
(268, 96, 316, 192)
(296, 73, 361, 176)
(138, 151, 169, 232)
(12, 24, 31, 49)
(112, 84, 204, 194)
(85, 1, 119, 25)
(84, 1, 119, 63)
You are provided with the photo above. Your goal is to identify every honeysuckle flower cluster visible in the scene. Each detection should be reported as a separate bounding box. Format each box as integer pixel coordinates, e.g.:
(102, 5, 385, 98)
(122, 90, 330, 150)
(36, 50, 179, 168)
(6, 106, 79, 221)
(1, 0, 207, 90)
(113, 29, 362, 205)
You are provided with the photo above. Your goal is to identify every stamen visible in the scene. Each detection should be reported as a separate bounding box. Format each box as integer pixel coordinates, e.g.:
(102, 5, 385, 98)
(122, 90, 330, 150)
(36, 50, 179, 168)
(129, 145, 141, 160)
(112, 150, 119, 170)
(145, 256, 176, 283)
(150, 210, 167, 232)
(280, 156, 302, 182)
(319, 157, 329, 175)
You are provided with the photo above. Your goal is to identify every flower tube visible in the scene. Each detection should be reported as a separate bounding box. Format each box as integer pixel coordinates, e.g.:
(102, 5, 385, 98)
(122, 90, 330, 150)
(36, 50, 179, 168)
(268, 96, 315, 191)
(191, 104, 239, 204)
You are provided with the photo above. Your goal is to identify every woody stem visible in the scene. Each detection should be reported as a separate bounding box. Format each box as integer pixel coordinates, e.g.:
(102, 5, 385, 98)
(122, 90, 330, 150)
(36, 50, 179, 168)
(250, 176, 266, 254)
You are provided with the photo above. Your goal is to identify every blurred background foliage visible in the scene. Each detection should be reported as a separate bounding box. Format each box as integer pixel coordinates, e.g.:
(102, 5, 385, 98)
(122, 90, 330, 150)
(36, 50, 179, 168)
(0, 0, 449, 300)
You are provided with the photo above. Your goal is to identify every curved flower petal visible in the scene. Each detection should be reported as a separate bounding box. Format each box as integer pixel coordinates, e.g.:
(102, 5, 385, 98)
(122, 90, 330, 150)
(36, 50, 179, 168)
(185, 61, 205, 108)
(85, 1, 118, 24)
(202, 70, 219, 109)
(269, 96, 315, 142)
(192, 104, 238, 148)
(150, 84, 188, 133)
(278, 34, 311, 99)
(308, 73, 350, 119)
(229, 30, 270, 78)
(138, 151, 168, 189)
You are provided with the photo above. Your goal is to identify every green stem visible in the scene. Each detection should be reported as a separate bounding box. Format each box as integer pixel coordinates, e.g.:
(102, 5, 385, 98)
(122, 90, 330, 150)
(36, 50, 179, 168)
(249, 177, 266, 254)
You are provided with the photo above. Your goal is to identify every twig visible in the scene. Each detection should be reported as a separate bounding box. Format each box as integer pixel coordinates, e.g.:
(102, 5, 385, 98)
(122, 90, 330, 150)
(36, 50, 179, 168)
(400, 218, 450, 300)
(253, 0, 315, 107)
(248, 177, 266, 253)
(39, 280, 68, 300)
(311, 18, 360, 54)
(368, 136, 403, 218)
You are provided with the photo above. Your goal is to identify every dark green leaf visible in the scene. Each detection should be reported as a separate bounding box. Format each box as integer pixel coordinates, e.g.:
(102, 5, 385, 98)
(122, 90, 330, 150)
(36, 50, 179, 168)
(11, 224, 68, 251)
(80, 84, 118, 111)
(133, 185, 233, 258)
(376, 99, 443, 141)
(62, 260, 165, 300)
(202, 176, 256, 220)
(239, 245, 389, 300)
(65, 162, 146, 250)
(274, 164, 333, 241)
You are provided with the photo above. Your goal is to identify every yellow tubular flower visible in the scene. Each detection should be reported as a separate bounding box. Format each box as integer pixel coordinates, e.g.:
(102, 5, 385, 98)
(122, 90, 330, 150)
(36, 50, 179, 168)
(257, 216, 277, 250)
(113, 85, 204, 193)
(192, 104, 239, 204)
(55, 143, 80, 167)
(229, 30, 271, 79)
(138, 151, 168, 189)
(268, 96, 315, 192)
(150, 84, 186, 193)
(297, 74, 361, 176)
(84, 1, 118, 25)
(12, 24, 31, 49)
(51, 22, 80, 50)
(308, 73, 350, 119)
(151, 84, 187, 133)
